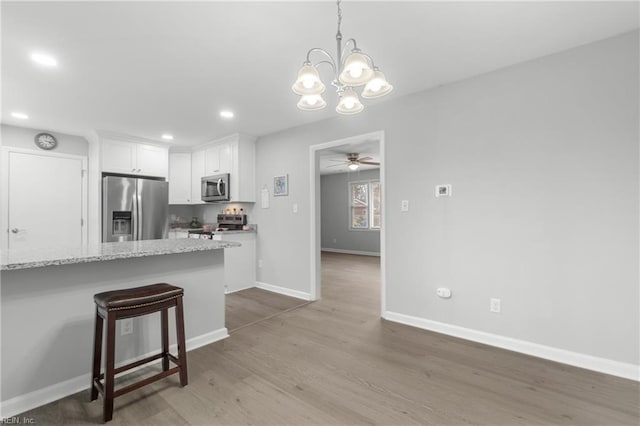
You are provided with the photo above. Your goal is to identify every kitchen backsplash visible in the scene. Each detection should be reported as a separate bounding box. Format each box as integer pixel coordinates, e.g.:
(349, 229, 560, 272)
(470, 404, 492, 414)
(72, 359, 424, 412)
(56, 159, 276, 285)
(169, 202, 254, 226)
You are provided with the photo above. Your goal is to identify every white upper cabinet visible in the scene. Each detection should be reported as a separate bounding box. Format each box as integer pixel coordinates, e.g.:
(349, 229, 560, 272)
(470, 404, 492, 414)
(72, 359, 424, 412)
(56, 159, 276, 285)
(191, 149, 205, 205)
(167, 133, 255, 205)
(230, 134, 256, 203)
(102, 139, 135, 174)
(102, 138, 168, 178)
(168, 152, 192, 204)
(204, 143, 232, 175)
(136, 144, 168, 177)
(190, 133, 256, 203)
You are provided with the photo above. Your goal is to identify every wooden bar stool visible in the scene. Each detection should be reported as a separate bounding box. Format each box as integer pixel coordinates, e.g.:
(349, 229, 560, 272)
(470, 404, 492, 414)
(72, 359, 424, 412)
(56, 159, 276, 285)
(90, 283, 188, 422)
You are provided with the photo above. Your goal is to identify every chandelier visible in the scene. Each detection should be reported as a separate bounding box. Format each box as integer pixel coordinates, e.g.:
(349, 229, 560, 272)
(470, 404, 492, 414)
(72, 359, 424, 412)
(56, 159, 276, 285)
(292, 0, 393, 115)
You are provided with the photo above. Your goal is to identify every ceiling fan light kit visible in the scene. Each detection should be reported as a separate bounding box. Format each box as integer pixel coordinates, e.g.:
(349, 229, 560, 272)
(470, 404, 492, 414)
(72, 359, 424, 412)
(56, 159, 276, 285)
(327, 152, 381, 171)
(292, 0, 393, 115)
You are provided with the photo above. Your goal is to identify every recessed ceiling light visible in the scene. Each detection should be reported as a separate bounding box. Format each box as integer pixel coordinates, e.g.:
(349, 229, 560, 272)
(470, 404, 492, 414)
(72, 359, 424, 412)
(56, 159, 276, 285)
(11, 112, 29, 119)
(219, 110, 234, 119)
(161, 134, 174, 140)
(30, 52, 58, 67)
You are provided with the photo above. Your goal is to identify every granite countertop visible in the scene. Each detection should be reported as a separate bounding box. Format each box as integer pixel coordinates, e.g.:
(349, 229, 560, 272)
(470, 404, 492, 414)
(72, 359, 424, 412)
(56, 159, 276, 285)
(1, 238, 241, 271)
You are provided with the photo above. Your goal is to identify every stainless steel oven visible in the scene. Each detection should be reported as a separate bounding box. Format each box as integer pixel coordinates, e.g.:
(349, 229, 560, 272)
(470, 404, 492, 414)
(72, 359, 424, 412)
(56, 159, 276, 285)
(201, 173, 230, 202)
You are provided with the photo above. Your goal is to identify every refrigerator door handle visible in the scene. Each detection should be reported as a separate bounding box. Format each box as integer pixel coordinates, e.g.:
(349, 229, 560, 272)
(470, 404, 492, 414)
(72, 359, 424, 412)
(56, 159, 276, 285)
(132, 189, 139, 240)
(136, 191, 143, 240)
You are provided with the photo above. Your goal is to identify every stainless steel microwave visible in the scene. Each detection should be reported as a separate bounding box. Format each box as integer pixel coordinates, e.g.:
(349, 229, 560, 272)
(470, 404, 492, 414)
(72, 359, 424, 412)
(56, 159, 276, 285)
(201, 173, 230, 202)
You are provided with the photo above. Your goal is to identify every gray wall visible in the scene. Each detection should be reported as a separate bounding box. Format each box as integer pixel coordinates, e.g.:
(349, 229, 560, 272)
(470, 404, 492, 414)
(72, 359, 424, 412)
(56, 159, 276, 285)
(253, 32, 639, 366)
(321, 169, 380, 254)
(1, 124, 88, 156)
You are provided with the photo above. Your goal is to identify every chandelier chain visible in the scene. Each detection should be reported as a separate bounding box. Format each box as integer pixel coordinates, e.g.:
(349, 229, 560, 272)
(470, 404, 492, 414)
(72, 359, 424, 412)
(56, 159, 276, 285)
(336, 0, 342, 35)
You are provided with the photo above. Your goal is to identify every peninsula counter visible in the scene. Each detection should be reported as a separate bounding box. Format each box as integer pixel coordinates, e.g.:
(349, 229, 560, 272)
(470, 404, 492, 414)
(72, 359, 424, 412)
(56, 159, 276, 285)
(1, 239, 239, 418)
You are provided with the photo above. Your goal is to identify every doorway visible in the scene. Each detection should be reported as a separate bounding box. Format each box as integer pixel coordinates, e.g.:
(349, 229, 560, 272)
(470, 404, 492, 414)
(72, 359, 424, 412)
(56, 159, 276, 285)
(1, 147, 87, 250)
(309, 131, 386, 314)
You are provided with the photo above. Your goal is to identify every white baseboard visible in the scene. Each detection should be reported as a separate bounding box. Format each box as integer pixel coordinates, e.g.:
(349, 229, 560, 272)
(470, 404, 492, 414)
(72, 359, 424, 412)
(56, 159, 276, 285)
(225, 284, 256, 295)
(321, 248, 380, 257)
(383, 311, 639, 381)
(0, 327, 229, 419)
(255, 281, 312, 301)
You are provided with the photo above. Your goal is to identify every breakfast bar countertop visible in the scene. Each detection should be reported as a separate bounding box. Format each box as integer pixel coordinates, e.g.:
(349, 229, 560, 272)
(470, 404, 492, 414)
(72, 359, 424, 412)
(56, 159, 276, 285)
(1, 238, 241, 271)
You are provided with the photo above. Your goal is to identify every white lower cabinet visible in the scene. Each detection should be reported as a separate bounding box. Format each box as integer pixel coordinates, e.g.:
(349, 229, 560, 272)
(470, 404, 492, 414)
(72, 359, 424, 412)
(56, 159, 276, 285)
(174, 232, 256, 293)
(219, 233, 256, 293)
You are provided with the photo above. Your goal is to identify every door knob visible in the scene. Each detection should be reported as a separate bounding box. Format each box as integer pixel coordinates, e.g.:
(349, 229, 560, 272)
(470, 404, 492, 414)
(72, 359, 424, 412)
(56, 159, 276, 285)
(11, 228, 19, 233)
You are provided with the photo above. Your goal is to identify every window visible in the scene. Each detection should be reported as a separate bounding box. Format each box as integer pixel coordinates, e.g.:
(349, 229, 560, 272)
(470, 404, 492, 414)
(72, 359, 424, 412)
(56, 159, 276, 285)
(350, 180, 381, 230)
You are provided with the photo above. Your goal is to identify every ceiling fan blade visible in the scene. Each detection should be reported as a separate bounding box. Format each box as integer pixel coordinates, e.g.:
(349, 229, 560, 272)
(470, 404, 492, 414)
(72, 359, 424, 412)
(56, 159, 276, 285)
(359, 161, 380, 165)
(326, 163, 347, 168)
(358, 156, 373, 162)
(328, 159, 348, 163)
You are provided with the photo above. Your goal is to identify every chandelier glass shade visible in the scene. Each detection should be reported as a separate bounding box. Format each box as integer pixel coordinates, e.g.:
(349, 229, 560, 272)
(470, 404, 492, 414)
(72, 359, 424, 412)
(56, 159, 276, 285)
(297, 94, 327, 111)
(292, 0, 392, 115)
(336, 88, 364, 115)
(292, 65, 325, 96)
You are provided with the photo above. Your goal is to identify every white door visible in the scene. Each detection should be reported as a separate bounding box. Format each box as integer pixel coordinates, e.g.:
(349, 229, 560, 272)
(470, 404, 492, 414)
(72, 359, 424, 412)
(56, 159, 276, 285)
(3, 148, 87, 250)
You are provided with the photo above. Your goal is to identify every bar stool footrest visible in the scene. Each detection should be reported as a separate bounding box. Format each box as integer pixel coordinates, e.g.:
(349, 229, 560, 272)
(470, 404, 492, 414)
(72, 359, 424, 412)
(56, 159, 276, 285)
(113, 367, 181, 398)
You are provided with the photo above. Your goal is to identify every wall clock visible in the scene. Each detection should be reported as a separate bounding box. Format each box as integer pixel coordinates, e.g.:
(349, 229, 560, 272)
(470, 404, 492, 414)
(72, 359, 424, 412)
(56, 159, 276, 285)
(34, 133, 57, 150)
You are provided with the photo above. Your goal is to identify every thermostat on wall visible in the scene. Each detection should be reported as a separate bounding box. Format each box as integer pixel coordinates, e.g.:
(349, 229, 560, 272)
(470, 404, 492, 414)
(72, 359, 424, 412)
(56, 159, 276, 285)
(435, 184, 452, 197)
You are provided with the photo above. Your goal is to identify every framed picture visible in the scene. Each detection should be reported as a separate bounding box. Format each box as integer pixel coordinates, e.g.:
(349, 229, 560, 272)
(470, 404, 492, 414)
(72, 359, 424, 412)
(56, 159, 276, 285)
(273, 174, 289, 196)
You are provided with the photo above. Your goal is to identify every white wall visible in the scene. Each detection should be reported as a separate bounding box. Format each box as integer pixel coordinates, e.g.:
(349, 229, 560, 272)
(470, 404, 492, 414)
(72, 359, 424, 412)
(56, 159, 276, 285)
(1, 124, 88, 156)
(321, 169, 380, 254)
(253, 32, 639, 371)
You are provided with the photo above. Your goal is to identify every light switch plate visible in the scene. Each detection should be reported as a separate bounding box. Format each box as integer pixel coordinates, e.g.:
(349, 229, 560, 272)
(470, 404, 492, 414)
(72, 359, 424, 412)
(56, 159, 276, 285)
(401, 200, 409, 211)
(292, 203, 298, 213)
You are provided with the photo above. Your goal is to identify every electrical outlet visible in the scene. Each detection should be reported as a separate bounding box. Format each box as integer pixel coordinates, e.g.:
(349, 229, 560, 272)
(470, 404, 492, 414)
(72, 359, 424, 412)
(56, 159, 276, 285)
(258, 259, 264, 268)
(401, 200, 409, 212)
(292, 203, 298, 213)
(333, 238, 337, 243)
(121, 318, 133, 335)
(490, 298, 501, 313)
(436, 288, 452, 298)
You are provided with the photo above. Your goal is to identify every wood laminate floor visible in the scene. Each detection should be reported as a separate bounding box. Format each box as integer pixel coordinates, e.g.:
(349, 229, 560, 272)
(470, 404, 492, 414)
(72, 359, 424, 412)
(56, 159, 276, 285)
(225, 287, 310, 333)
(19, 252, 640, 425)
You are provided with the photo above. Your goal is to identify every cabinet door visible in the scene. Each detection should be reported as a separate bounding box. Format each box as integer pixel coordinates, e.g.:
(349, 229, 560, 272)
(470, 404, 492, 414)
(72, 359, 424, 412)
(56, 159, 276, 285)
(136, 144, 168, 178)
(169, 153, 192, 204)
(102, 139, 136, 174)
(218, 143, 232, 173)
(204, 146, 220, 175)
(204, 143, 232, 175)
(222, 233, 256, 292)
(191, 149, 205, 204)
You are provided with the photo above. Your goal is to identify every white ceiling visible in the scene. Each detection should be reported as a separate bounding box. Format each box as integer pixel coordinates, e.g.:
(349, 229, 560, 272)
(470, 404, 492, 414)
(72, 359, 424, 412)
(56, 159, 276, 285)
(1, 1, 638, 146)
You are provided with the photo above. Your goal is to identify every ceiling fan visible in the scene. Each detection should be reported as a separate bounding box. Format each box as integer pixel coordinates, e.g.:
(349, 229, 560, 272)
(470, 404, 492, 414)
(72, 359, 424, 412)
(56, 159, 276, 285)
(328, 153, 380, 171)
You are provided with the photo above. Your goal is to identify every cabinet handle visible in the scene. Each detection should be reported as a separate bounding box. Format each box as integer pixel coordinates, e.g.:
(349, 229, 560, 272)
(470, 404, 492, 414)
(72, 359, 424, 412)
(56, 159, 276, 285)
(11, 228, 19, 233)
(131, 168, 136, 172)
(137, 168, 142, 173)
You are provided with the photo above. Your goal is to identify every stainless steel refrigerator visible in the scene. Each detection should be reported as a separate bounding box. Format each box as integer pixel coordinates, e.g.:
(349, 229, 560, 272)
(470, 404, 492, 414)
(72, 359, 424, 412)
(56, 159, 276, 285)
(102, 176, 169, 242)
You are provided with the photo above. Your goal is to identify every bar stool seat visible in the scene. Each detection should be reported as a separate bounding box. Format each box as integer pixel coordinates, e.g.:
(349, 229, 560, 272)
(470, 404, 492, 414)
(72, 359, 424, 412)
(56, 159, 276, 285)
(90, 283, 188, 423)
